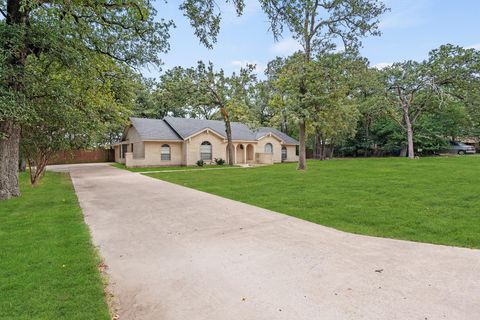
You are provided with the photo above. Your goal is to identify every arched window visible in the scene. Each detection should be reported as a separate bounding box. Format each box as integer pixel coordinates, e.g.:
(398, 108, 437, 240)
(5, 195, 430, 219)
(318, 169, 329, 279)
(281, 146, 287, 161)
(161, 144, 171, 160)
(200, 141, 212, 160)
(264, 143, 273, 153)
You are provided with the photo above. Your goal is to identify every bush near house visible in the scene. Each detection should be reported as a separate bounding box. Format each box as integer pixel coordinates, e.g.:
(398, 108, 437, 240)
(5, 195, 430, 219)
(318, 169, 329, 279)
(0, 173, 110, 319)
(214, 158, 225, 165)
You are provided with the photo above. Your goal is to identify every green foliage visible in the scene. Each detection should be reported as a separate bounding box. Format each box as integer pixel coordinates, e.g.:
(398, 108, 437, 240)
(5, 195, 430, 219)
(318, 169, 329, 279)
(20, 53, 135, 184)
(260, 0, 388, 53)
(196, 159, 205, 167)
(273, 53, 366, 147)
(381, 44, 480, 155)
(140, 61, 258, 125)
(180, 0, 245, 48)
(214, 158, 225, 165)
(0, 0, 247, 127)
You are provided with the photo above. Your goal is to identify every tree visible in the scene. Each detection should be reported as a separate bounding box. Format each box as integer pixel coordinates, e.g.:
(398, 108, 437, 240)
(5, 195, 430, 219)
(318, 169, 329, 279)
(160, 62, 256, 165)
(0, 0, 245, 200)
(275, 53, 364, 160)
(383, 44, 480, 159)
(260, 0, 388, 169)
(20, 53, 135, 185)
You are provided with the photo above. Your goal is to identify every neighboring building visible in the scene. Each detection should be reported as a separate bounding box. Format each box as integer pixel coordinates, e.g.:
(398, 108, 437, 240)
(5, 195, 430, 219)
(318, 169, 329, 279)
(114, 117, 299, 167)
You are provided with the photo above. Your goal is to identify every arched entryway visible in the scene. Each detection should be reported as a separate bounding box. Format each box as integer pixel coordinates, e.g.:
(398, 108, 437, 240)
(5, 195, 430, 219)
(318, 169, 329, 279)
(246, 144, 254, 163)
(236, 144, 245, 164)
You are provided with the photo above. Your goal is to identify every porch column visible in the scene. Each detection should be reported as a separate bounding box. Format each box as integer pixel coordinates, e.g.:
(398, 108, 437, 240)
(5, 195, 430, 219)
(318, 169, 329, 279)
(243, 145, 246, 163)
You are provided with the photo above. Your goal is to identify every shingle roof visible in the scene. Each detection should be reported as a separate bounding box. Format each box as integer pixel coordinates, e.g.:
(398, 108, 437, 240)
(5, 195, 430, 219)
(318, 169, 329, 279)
(254, 127, 299, 145)
(128, 116, 299, 145)
(164, 117, 257, 141)
(129, 117, 182, 141)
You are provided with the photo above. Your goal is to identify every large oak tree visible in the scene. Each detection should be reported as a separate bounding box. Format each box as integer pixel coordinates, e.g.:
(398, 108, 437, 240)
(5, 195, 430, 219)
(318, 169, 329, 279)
(260, 0, 388, 169)
(0, 0, 244, 200)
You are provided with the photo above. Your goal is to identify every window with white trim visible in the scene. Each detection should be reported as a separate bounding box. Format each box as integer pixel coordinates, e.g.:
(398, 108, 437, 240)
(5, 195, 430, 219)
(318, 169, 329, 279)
(264, 143, 273, 153)
(200, 141, 212, 160)
(161, 144, 171, 160)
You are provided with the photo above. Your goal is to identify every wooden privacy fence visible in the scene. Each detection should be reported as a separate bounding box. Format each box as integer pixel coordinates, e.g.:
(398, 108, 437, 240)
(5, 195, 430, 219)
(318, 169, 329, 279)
(47, 149, 115, 165)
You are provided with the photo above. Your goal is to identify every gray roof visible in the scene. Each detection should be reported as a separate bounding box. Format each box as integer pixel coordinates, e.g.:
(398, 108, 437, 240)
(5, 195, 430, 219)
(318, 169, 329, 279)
(164, 117, 257, 141)
(129, 117, 182, 141)
(255, 127, 299, 145)
(128, 117, 299, 145)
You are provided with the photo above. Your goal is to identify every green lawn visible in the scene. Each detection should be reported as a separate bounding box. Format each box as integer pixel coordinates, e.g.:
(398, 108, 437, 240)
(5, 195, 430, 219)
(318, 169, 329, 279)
(111, 162, 238, 172)
(0, 172, 110, 320)
(147, 156, 480, 249)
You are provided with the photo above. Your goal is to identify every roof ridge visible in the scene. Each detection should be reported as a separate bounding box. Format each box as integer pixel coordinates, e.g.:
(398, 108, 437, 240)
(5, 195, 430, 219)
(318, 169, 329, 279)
(162, 118, 184, 140)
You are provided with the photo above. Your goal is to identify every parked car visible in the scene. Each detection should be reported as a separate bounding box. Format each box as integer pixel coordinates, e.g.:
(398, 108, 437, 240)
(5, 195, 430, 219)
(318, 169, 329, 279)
(442, 141, 476, 155)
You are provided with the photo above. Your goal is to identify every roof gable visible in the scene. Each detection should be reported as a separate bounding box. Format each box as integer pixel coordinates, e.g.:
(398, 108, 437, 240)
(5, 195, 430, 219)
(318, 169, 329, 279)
(129, 117, 182, 141)
(255, 127, 299, 145)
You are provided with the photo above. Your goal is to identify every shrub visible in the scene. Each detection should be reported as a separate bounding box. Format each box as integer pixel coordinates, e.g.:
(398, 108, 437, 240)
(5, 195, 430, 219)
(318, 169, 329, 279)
(196, 159, 204, 167)
(214, 158, 225, 165)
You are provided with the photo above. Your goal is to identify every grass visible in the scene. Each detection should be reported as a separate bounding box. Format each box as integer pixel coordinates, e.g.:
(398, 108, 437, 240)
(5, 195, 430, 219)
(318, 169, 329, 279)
(146, 156, 480, 249)
(111, 162, 238, 172)
(0, 172, 110, 320)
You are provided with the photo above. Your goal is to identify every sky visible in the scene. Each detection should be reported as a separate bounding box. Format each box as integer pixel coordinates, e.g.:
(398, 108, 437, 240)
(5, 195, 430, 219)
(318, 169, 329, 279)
(142, 0, 480, 79)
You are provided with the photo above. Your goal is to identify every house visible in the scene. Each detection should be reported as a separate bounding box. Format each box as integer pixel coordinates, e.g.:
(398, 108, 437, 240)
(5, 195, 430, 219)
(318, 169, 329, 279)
(114, 117, 299, 167)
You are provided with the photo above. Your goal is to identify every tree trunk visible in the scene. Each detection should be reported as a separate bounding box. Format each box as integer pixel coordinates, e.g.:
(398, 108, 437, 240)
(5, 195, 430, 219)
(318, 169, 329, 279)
(281, 109, 288, 134)
(0, 121, 21, 200)
(1, 0, 28, 200)
(403, 104, 415, 159)
(298, 120, 306, 170)
(220, 106, 235, 165)
(27, 151, 49, 186)
(296, 20, 311, 170)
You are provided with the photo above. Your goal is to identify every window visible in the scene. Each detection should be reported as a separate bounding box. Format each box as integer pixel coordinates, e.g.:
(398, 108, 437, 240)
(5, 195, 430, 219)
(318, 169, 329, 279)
(281, 146, 287, 161)
(296, 145, 299, 156)
(161, 144, 171, 160)
(200, 141, 212, 160)
(264, 143, 273, 153)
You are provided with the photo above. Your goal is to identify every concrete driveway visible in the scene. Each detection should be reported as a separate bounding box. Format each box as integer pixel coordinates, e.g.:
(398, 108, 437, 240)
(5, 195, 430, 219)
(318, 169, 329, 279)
(51, 163, 480, 319)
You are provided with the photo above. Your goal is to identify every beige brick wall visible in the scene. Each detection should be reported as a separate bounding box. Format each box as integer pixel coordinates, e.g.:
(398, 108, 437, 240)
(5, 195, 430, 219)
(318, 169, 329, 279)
(132, 142, 145, 159)
(116, 125, 299, 167)
(257, 136, 282, 163)
(284, 145, 299, 162)
(125, 141, 183, 167)
(186, 131, 226, 166)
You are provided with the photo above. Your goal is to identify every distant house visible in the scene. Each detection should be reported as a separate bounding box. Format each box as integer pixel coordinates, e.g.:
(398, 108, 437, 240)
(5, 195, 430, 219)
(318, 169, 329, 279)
(114, 117, 299, 167)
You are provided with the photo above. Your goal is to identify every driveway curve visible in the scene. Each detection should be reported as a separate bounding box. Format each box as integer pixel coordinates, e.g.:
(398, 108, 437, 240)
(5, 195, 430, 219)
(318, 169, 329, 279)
(51, 163, 480, 320)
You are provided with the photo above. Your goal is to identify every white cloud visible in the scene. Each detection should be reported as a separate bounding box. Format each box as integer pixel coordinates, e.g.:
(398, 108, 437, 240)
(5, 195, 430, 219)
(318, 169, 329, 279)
(271, 37, 302, 56)
(231, 60, 266, 74)
(465, 43, 480, 50)
(372, 62, 393, 70)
